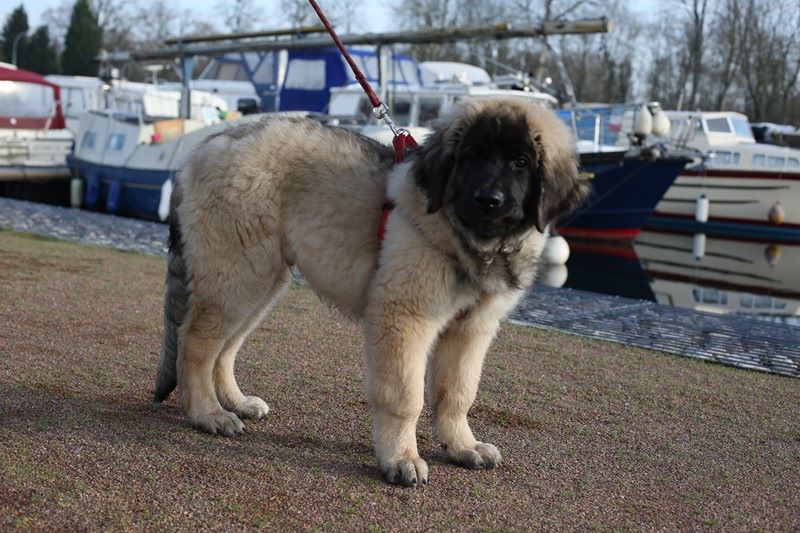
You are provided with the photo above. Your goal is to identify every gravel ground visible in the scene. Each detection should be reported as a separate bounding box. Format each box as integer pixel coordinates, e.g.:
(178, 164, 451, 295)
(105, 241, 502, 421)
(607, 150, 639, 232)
(1, 231, 799, 531)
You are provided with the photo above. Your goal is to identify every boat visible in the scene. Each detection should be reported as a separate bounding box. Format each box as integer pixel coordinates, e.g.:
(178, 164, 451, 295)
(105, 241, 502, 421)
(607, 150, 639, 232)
(551, 105, 690, 240)
(68, 110, 262, 221)
(47, 74, 232, 131)
(642, 111, 800, 243)
(327, 62, 558, 146)
(0, 62, 73, 203)
(198, 47, 422, 113)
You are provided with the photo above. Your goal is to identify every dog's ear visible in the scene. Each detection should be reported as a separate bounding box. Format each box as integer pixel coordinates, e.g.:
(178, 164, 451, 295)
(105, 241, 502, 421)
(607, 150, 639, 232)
(529, 139, 590, 232)
(412, 123, 457, 214)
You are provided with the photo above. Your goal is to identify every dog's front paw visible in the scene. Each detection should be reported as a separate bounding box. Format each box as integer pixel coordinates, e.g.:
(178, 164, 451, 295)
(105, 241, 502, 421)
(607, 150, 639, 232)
(382, 456, 429, 487)
(443, 441, 502, 469)
(191, 409, 245, 436)
(235, 395, 270, 420)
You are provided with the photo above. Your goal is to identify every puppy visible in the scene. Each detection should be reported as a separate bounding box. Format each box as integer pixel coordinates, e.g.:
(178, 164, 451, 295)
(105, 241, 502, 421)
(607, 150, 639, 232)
(155, 98, 588, 486)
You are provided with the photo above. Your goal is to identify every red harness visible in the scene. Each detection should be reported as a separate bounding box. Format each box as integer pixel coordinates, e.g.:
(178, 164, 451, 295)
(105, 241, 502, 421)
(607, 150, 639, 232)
(378, 131, 419, 244)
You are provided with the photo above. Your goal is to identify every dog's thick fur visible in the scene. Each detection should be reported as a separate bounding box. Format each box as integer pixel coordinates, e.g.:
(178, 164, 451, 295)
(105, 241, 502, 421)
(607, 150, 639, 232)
(155, 99, 588, 486)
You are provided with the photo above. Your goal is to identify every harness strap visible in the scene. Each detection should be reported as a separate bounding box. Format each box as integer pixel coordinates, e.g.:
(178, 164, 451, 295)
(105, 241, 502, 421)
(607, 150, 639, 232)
(378, 132, 420, 243)
(378, 200, 395, 244)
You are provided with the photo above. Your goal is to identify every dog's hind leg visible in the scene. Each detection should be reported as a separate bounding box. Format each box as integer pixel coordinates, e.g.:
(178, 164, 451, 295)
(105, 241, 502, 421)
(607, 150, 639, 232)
(178, 309, 246, 436)
(214, 266, 291, 420)
(429, 293, 520, 469)
(179, 231, 289, 436)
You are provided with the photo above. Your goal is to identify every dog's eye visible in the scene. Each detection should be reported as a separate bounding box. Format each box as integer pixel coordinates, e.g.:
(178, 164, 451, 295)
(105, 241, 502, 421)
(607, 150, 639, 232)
(511, 156, 530, 170)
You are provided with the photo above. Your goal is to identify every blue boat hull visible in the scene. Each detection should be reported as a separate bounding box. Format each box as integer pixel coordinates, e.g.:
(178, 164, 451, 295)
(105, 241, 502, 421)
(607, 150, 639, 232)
(69, 155, 171, 221)
(557, 155, 689, 239)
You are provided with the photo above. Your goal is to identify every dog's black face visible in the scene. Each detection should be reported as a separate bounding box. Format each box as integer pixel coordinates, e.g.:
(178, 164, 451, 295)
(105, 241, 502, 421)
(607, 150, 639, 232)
(413, 101, 589, 241)
(451, 113, 536, 239)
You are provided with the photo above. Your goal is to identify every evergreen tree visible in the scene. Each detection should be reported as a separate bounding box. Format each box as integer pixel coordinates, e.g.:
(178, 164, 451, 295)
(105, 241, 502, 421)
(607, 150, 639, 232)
(26, 26, 59, 75)
(61, 0, 101, 76)
(1, 4, 29, 66)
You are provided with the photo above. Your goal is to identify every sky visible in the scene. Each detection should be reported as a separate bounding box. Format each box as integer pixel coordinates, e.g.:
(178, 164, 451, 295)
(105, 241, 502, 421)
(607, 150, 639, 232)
(2, 0, 396, 34)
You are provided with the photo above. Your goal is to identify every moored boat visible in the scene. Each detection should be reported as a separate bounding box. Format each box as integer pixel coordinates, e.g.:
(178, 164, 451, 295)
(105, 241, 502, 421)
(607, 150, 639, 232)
(644, 111, 800, 243)
(0, 63, 73, 203)
(68, 110, 259, 221)
(554, 105, 688, 239)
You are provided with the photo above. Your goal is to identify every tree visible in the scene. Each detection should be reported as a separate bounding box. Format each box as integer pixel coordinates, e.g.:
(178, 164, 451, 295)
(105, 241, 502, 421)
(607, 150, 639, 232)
(217, 0, 264, 33)
(1, 4, 29, 66)
(737, 0, 800, 122)
(26, 26, 59, 75)
(280, 0, 316, 27)
(92, 0, 134, 50)
(61, 0, 102, 76)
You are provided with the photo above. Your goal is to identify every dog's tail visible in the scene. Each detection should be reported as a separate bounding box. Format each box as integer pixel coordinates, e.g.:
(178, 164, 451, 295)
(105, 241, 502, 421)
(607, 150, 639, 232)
(154, 181, 190, 402)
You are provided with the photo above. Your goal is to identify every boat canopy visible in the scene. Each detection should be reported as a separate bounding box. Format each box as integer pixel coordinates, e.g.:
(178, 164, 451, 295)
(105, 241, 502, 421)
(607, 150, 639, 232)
(0, 65, 66, 130)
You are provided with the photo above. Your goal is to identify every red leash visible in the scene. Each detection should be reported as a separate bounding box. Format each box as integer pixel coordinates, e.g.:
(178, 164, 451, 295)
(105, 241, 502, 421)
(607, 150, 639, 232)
(307, 0, 419, 163)
(307, 0, 418, 244)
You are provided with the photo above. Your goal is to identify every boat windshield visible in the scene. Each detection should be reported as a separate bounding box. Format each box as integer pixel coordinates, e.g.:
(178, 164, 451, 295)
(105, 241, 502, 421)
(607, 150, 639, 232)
(0, 80, 55, 118)
(730, 116, 755, 141)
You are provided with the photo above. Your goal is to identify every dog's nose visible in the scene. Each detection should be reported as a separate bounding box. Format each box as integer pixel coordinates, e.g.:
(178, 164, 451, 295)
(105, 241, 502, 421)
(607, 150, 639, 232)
(473, 187, 505, 210)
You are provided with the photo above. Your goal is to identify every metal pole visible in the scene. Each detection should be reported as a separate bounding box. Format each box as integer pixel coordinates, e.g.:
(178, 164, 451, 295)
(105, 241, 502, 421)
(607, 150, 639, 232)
(11, 31, 26, 66)
(179, 53, 194, 119)
(100, 18, 611, 63)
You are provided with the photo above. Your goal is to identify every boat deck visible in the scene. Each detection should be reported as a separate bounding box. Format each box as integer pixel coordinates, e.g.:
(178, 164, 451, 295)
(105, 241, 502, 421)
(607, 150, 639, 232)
(1, 197, 797, 378)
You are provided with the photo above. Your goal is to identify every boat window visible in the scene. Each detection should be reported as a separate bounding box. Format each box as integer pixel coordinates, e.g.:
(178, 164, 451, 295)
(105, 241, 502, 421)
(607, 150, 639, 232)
(714, 151, 741, 165)
(705, 117, 732, 133)
(753, 154, 766, 166)
(82, 131, 97, 149)
(730, 116, 754, 139)
(284, 59, 326, 90)
(0, 80, 56, 118)
(217, 62, 249, 82)
(388, 96, 412, 126)
(788, 157, 799, 168)
(106, 133, 125, 151)
(692, 287, 728, 305)
(418, 97, 443, 126)
(745, 294, 788, 310)
(767, 156, 785, 167)
(715, 150, 733, 164)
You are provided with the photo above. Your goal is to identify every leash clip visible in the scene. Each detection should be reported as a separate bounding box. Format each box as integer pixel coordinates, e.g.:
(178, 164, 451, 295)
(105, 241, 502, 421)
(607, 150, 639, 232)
(372, 102, 401, 137)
